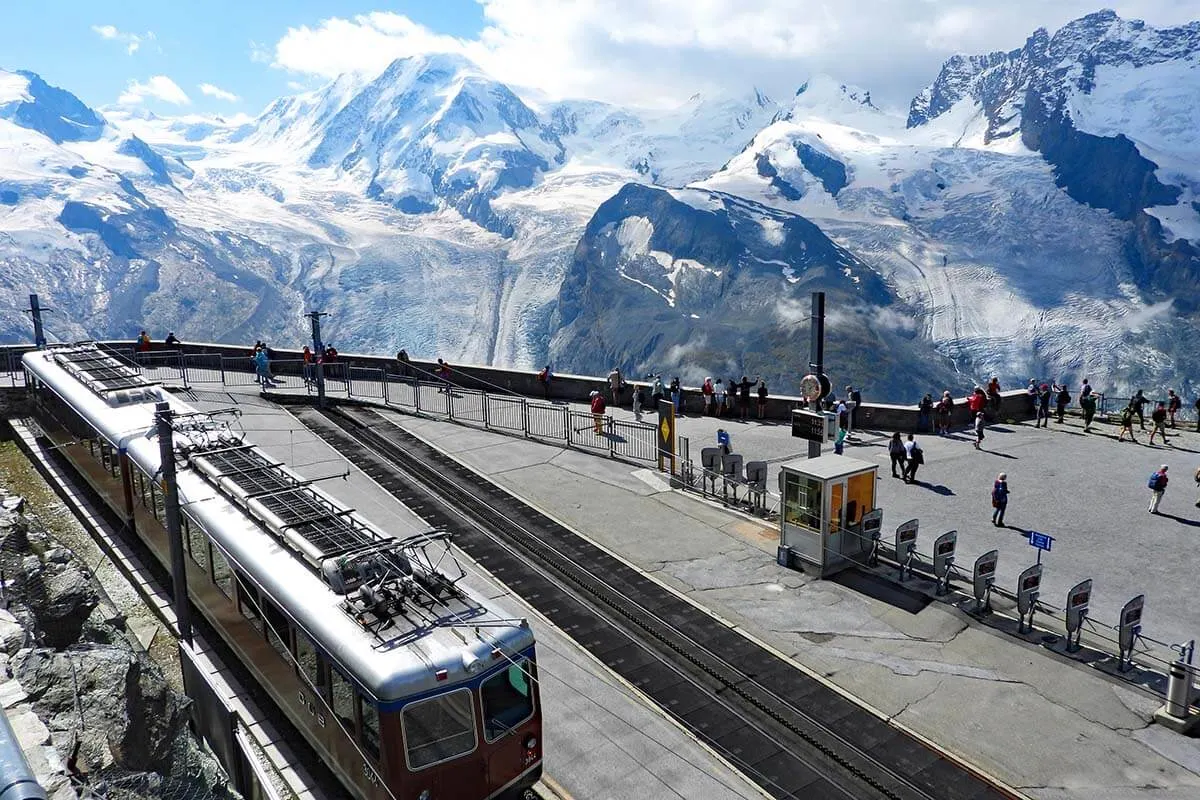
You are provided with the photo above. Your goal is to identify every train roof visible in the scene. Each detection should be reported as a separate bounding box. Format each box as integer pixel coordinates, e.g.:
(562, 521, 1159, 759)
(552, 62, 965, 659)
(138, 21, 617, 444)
(23, 345, 535, 703)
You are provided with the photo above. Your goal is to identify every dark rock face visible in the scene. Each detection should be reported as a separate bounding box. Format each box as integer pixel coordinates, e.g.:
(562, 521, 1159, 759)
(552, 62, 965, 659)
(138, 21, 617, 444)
(794, 143, 847, 197)
(117, 135, 194, 186)
(0, 70, 105, 143)
(551, 183, 963, 398)
(908, 9, 1200, 309)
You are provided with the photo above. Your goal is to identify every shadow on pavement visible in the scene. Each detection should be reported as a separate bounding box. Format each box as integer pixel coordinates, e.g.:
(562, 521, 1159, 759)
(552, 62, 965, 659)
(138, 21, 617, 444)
(1154, 512, 1200, 528)
(913, 481, 955, 496)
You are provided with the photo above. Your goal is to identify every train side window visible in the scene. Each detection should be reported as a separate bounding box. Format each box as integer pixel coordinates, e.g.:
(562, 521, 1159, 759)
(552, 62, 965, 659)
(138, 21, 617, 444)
(234, 569, 263, 634)
(295, 632, 322, 693)
(262, 596, 291, 659)
(210, 546, 233, 599)
(359, 696, 381, 760)
(185, 518, 210, 574)
(402, 689, 477, 770)
(481, 659, 536, 741)
(329, 668, 357, 738)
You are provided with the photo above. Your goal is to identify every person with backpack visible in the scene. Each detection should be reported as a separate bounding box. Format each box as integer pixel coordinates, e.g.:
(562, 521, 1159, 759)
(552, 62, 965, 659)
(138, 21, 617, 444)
(716, 428, 731, 455)
(973, 411, 986, 449)
(1148, 465, 1169, 514)
(1130, 390, 1148, 430)
(1079, 390, 1097, 433)
(1118, 404, 1138, 443)
(887, 432, 907, 478)
(918, 393, 934, 433)
(1149, 402, 1169, 444)
(589, 390, 607, 434)
(536, 365, 552, 399)
(1167, 390, 1181, 428)
(991, 472, 1010, 527)
(903, 434, 924, 483)
(1054, 383, 1071, 423)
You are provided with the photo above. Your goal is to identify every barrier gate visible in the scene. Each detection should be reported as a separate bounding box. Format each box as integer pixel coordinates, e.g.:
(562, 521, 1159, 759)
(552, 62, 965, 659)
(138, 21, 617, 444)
(895, 519, 918, 581)
(1064, 579, 1092, 653)
(1118, 594, 1145, 672)
(932, 530, 957, 596)
(1017, 564, 1043, 633)
(973, 549, 999, 611)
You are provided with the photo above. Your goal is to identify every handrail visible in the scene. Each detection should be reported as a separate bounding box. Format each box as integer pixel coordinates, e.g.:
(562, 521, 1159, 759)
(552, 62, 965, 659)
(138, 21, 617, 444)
(0, 709, 47, 800)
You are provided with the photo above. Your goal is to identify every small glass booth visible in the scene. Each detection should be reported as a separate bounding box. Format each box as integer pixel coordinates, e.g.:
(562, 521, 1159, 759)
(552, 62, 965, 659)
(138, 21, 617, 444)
(776, 455, 878, 577)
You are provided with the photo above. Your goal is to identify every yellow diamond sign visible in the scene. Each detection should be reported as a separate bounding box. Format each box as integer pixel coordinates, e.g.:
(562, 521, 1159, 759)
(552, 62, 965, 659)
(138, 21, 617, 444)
(660, 417, 670, 441)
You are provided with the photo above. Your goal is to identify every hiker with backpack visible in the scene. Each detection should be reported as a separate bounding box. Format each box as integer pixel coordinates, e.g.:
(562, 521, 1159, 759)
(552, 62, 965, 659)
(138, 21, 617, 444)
(902, 435, 924, 483)
(1149, 402, 1169, 445)
(1118, 404, 1138, 443)
(887, 432, 907, 478)
(991, 473, 1010, 527)
(1167, 390, 1181, 428)
(1148, 465, 1169, 514)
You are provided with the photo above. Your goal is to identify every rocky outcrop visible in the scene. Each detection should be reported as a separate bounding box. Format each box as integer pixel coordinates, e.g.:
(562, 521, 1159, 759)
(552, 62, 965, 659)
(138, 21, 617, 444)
(0, 488, 236, 800)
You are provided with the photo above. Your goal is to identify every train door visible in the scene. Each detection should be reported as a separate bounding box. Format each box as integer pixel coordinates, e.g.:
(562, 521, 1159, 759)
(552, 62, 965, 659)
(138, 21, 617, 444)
(482, 659, 541, 792)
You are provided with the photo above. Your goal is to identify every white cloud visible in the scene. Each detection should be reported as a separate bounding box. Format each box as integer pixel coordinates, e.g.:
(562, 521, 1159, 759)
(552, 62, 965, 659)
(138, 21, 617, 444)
(92, 24, 152, 55)
(199, 83, 240, 103)
(118, 76, 191, 106)
(266, 2, 1199, 108)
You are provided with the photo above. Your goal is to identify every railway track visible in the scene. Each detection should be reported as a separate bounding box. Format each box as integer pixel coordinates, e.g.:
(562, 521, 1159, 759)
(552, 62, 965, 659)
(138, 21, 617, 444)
(299, 404, 1018, 800)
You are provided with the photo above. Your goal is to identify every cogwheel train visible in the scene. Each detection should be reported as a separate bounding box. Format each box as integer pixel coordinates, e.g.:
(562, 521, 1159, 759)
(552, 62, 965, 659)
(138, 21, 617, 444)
(22, 344, 542, 800)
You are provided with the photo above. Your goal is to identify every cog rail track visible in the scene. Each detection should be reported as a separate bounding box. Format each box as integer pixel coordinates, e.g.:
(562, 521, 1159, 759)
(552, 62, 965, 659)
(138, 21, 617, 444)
(300, 404, 1015, 800)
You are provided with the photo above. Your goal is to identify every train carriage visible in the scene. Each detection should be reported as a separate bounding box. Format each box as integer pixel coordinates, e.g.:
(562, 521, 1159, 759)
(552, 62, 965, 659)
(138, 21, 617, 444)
(22, 344, 543, 800)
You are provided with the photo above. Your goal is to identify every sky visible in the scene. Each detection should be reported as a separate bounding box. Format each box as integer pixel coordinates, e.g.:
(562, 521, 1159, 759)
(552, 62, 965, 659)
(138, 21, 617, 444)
(0, 1, 1196, 117)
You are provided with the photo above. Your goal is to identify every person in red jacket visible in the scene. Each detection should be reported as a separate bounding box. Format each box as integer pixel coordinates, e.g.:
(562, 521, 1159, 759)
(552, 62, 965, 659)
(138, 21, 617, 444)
(590, 390, 607, 434)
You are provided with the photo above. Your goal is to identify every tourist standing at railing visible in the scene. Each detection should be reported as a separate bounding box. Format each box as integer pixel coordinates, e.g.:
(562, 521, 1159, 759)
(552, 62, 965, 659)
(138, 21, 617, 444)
(918, 393, 933, 433)
(1054, 383, 1071, 423)
(164, 332, 180, 347)
(1026, 379, 1037, 415)
(701, 377, 714, 416)
(632, 384, 644, 421)
(650, 375, 664, 410)
(738, 376, 753, 421)
(1130, 389, 1148, 430)
(302, 346, 313, 382)
(713, 377, 725, 416)
(1194, 397, 1200, 433)
(1167, 389, 1181, 428)
(1036, 383, 1052, 427)
(135, 330, 151, 352)
(436, 358, 452, 394)
(671, 376, 682, 414)
(254, 347, 277, 388)
(536, 365, 552, 399)
(757, 379, 768, 419)
(935, 391, 953, 435)
(986, 377, 1001, 418)
(397, 349, 411, 378)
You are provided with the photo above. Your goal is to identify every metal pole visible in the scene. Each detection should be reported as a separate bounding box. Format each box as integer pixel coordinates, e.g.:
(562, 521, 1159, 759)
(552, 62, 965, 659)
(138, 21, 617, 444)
(808, 291, 825, 459)
(28, 294, 48, 349)
(306, 311, 327, 409)
(155, 401, 193, 645)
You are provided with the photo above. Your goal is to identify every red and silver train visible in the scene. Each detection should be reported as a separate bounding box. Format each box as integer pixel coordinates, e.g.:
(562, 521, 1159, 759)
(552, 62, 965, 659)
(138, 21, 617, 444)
(22, 344, 542, 800)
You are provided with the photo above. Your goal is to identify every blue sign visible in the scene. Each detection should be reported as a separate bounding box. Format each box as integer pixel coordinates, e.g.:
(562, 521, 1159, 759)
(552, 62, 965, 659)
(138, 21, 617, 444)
(1028, 531, 1054, 552)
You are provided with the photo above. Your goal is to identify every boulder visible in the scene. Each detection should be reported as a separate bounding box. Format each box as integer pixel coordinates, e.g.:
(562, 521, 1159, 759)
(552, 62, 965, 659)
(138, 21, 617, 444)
(19, 560, 100, 649)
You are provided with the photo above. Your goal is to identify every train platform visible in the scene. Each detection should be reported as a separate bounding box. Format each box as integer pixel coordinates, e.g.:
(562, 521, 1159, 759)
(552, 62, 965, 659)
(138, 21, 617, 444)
(197, 382, 1200, 800)
(182, 388, 765, 800)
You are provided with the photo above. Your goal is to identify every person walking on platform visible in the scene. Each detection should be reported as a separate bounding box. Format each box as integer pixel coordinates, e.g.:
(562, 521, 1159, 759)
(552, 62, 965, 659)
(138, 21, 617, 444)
(834, 424, 847, 455)
(1118, 404, 1138, 443)
(888, 432, 907, 478)
(1149, 402, 1169, 445)
(1130, 390, 1148, 430)
(1148, 465, 1169, 514)
(1167, 390, 1181, 428)
(716, 428, 731, 455)
(991, 473, 1010, 527)
(1080, 390, 1097, 432)
(254, 346, 277, 388)
(589, 390, 606, 434)
(902, 435, 924, 483)
(1194, 465, 1200, 509)
(973, 411, 986, 449)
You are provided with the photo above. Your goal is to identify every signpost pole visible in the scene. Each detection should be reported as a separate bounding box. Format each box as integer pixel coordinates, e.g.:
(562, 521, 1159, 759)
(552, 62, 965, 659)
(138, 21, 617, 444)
(306, 310, 327, 409)
(808, 292, 825, 460)
(156, 401, 193, 646)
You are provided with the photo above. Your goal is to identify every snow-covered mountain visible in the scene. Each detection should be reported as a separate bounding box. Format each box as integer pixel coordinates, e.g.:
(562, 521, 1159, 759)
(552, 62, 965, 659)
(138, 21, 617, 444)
(1, 10, 1199, 400)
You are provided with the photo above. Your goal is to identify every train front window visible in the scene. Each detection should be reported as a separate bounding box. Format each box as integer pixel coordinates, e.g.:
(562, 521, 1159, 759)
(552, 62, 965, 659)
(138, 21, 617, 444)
(402, 689, 477, 770)
(481, 660, 535, 741)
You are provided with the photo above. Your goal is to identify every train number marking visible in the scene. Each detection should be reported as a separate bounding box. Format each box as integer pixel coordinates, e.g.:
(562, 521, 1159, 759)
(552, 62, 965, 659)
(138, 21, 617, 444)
(297, 690, 327, 727)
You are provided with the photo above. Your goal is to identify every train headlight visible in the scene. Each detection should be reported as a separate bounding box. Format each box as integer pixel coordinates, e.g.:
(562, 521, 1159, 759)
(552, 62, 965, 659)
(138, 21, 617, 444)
(523, 734, 538, 751)
(418, 791, 431, 800)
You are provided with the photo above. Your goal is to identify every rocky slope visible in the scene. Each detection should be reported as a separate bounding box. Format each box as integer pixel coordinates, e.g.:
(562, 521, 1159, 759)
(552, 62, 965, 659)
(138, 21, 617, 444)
(0, 488, 234, 799)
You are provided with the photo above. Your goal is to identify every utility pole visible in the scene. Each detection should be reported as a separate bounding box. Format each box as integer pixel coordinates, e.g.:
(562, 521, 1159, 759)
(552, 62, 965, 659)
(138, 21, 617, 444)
(305, 311, 328, 409)
(155, 401, 193, 645)
(808, 291, 825, 459)
(27, 293, 49, 349)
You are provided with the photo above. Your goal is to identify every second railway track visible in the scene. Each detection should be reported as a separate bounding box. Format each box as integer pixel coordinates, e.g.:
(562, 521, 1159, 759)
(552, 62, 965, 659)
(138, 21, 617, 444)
(297, 403, 1017, 800)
